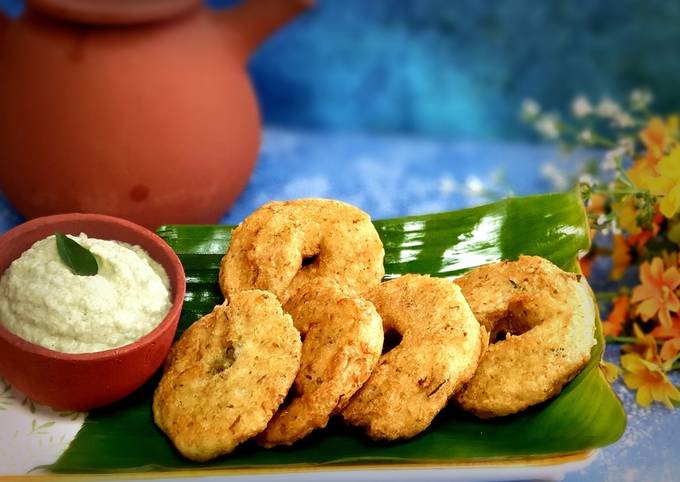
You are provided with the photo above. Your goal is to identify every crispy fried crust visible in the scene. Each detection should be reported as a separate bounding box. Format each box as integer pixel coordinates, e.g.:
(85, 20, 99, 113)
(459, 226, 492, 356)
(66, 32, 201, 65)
(152, 290, 302, 462)
(454, 255, 596, 418)
(259, 278, 383, 447)
(219, 199, 385, 304)
(342, 275, 486, 440)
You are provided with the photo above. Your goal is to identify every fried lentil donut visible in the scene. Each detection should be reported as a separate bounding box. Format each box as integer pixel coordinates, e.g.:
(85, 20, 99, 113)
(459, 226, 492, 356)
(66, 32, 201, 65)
(219, 199, 384, 304)
(259, 278, 383, 447)
(342, 274, 486, 440)
(454, 255, 596, 419)
(153, 290, 302, 462)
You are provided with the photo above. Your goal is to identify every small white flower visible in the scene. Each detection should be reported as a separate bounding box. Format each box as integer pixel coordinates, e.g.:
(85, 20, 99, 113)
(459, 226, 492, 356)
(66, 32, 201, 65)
(439, 176, 458, 195)
(596, 97, 621, 118)
(613, 111, 634, 128)
(465, 175, 485, 194)
(578, 129, 594, 144)
(596, 213, 608, 226)
(602, 218, 621, 236)
(535, 114, 560, 139)
(540, 162, 569, 190)
(603, 147, 626, 171)
(571, 95, 593, 118)
(630, 89, 653, 111)
(579, 174, 596, 185)
(520, 98, 541, 120)
(618, 137, 635, 156)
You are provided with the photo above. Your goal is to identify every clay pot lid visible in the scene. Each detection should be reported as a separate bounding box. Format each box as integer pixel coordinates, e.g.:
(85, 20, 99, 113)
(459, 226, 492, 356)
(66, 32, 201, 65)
(26, 0, 202, 25)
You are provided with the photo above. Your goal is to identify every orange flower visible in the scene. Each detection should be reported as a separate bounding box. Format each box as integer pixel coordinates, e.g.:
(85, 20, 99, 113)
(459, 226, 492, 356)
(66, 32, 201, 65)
(610, 234, 631, 281)
(579, 256, 593, 278)
(660, 338, 680, 369)
(587, 193, 607, 216)
(651, 314, 680, 340)
(625, 212, 662, 249)
(622, 323, 661, 364)
(639, 116, 678, 161)
(603, 295, 630, 336)
(613, 197, 641, 235)
(621, 353, 680, 408)
(600, 361, 621, 384)
(628, 116, 677, 191)
(630, 257, 680, 328)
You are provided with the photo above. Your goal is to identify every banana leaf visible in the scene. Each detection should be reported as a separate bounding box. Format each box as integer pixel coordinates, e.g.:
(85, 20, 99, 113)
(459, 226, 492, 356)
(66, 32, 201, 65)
(50, 190, 626, 473)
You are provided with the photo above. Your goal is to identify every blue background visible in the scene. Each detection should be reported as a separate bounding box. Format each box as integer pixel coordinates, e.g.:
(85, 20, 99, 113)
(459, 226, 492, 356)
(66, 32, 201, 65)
(2, 0, 679, 139)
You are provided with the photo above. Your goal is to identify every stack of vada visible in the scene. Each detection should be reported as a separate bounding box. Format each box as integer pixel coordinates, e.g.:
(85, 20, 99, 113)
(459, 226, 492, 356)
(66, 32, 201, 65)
(152, 198, 596, 462)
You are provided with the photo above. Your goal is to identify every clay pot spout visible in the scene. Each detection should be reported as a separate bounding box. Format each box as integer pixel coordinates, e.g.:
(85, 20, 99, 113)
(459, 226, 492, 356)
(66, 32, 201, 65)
(219, 0, 313, 60)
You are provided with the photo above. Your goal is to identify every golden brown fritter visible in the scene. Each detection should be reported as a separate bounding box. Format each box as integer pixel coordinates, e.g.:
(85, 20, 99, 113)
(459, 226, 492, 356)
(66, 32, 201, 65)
(342, 274, 486, 440)
(152, 290, 302, 462)
(259, 278, 383, 447)
(454, 255, 596, 418)
(219, 198, 384, 304)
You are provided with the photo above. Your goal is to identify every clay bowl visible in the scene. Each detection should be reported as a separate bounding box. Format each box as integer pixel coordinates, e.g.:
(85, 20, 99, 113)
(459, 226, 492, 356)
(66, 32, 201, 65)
(0, 213, 185, 411)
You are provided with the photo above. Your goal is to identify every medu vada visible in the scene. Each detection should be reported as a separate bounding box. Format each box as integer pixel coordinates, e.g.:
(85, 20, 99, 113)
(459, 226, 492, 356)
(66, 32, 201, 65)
(219, 198, 384, 304)
(152, 290, 302, 461)
(259, 278, 383, 447)
(342, 274, 486, 440)
(454, 255, 596, 418)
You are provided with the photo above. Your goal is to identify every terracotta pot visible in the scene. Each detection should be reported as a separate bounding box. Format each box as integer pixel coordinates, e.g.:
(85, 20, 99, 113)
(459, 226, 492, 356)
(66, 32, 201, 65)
(0, 0, 312, 229)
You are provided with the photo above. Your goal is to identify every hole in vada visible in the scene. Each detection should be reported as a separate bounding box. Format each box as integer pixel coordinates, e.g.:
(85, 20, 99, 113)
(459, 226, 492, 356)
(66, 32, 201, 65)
(382, 329, 403, 355)
(301, 254, 319, 268)
(489, 315, 533, 344)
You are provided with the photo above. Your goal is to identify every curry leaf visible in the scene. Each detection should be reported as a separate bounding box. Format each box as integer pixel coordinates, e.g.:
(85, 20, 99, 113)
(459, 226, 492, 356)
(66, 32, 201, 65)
(55, 233, 98, 276)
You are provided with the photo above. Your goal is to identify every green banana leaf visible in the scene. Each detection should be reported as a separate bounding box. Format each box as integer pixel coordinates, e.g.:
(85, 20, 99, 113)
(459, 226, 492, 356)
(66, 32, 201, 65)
(50, 190, 626, 474)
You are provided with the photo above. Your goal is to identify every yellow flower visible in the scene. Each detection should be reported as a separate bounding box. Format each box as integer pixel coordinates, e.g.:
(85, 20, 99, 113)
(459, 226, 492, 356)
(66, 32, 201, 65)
(622, 353, 680, 408)
(630, 257, 680, 328)
(622, 323, 661, 364)
(600, 361, 621, 384)
(661, 250, 679, 270)
(610, 234, 632, 281)
(646, 147, 680, 218)
(628, 157, 659, 191)
(612, 197, 641, 235)
(640, 116, 678, 161)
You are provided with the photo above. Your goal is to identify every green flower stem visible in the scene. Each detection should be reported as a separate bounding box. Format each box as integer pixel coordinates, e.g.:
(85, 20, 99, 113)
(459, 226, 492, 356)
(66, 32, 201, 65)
(589, 187, 652, 196)
(589, 133, 617, 149)
(605, 336, 664, 346)
(595, 291, 622, 301)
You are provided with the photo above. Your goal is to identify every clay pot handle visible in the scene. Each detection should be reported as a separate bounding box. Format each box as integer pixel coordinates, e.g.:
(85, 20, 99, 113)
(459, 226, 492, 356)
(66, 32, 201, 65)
(218, 0, 313, 61)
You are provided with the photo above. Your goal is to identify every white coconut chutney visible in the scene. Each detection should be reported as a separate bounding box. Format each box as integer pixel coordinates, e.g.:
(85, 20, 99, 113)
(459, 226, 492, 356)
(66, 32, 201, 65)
(0, 234, 171, 353)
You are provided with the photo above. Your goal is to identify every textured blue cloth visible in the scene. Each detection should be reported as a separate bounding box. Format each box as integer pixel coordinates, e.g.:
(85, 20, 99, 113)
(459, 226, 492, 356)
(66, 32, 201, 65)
(1, 129, 678, 481)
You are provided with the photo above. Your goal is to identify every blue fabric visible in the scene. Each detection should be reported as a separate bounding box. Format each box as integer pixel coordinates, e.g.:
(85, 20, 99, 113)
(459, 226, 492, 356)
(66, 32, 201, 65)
(1, 129, 678, 481)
